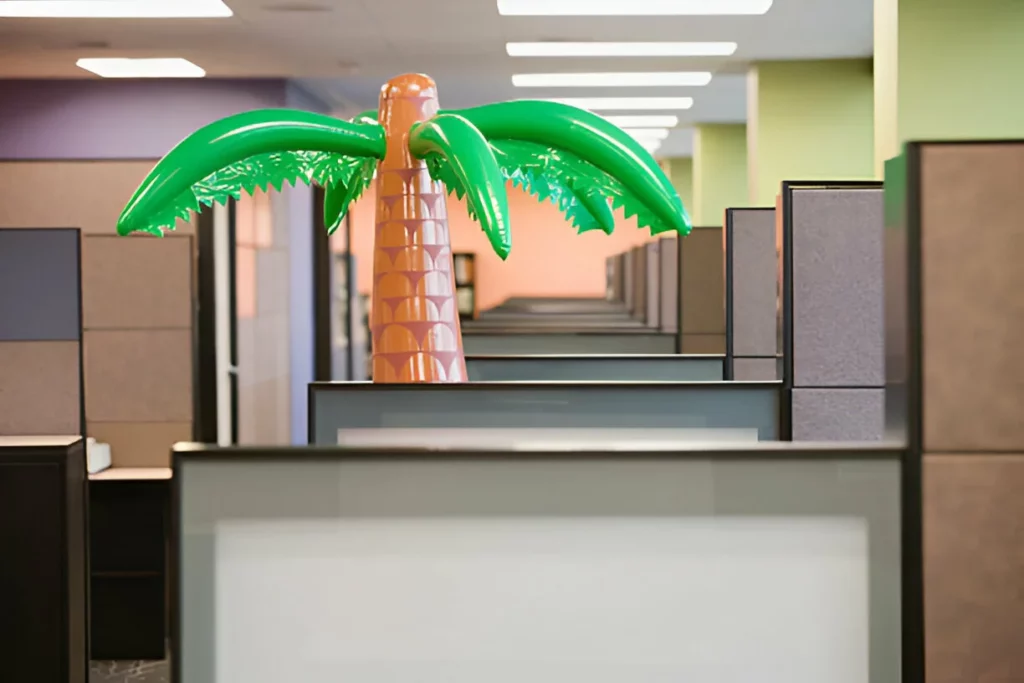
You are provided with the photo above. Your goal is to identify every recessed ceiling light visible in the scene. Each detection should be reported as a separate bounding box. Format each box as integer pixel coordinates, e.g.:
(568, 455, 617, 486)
(513, 72, 712, 87)
(498, 0, 771, 15)
(76, 58, 206, 78)
(623, 128, 671, 140)
(551, 97, 694, 111)
(506, 42, 737, 57)
(0, 0, 232, 18)
(604, 115, 680, 128)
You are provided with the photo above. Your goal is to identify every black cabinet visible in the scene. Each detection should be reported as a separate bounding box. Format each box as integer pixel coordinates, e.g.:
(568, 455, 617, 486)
(88, 473, 170, 660)
(0, 436, 88, 683)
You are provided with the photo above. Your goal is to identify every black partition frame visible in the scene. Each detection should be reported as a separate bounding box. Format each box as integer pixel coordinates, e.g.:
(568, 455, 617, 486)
(778, 181, 883, 442)
(723, 207, 776, 381)
(307, 380, 785, 444)
(170, 441, 923, 683)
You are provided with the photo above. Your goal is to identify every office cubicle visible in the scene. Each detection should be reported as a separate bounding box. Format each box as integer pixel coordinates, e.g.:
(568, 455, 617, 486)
(174, 440, 914, 683)
(465, 354, 725, 381)
(308, 381, 782, 444)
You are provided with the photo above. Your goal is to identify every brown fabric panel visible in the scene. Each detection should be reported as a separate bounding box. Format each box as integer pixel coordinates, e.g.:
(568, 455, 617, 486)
(0, 341, 80, 435)
(681, 333, 725, 354)
(0, 161, 193, 234)
(919, 144, 1024, 451)
(924, 454, 1024, 682)
(82, 234, 193, 329)
(680, 227, 725, 334)
(83, 329, 192, 423)
(87, 422, 192, 468)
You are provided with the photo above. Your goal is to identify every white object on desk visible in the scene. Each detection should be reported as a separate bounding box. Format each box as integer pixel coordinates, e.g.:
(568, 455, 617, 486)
(86, 437, 111, 475)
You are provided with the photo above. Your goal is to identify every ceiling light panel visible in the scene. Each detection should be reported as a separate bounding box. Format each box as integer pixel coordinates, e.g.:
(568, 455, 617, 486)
(604, 115, 680, 128)
(551, 97, 694, 111)
(76, 58, 207, 78)
(623, 128, 671, 140)
(507, 42, 738, 57)
(498, 0, 771, 15)
(0, 0, 232, 18)
(513, 72, 712, 87)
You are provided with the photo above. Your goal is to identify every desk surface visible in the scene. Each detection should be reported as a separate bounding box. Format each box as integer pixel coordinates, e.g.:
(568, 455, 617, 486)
(89, 467, 172, 481)
(0, 435, 81, 449)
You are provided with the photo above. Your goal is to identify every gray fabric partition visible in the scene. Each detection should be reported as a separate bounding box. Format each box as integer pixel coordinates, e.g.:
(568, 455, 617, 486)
(0, 228, 83, 435)
(658, 237, 678, 333)
(630, 245, 646, 322)
(784, 185, 884, 441)
(724, 209, 777, 380)
(622, 251, 635, 313)
(644, 242, 660, 329)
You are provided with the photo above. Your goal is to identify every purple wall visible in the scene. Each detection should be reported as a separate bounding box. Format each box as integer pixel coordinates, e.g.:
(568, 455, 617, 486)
(0, 78, 294, 160)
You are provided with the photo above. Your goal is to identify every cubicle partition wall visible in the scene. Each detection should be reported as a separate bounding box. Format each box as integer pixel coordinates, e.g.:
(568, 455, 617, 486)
(724, 208, 778, 381)
(781, 182, 884, 441)
(174, 441, 912, 683)
(629, 245, 646, 322)
(887, 140, 1024, 681)
(465, 354, 725, 381)
(622, 250, 635, 313)
(658, 236, 679, 333)
(644, 241, 660, 328)
(308, 381, 782, 444)
(0, 228, 84, 436)
(677, 226, 726, 354)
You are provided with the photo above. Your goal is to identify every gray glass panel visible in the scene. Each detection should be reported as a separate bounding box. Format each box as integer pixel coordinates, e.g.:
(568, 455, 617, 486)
(310, 382, 780, 444)
(463, 333, 676, 355)
(466, 356, 724, 382)
(0, 229, 80, 341)
(178, 449, 901, 683)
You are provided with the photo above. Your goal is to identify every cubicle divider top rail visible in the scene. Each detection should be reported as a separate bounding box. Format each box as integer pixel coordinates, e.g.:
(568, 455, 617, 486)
(171, 440, 921, 683)
(464, 354, 726, 382)
(308, 380, 784, 445)
(462, 330, 677, 355)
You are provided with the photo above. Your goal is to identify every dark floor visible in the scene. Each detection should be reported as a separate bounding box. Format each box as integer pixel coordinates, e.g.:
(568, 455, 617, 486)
(90, 660, 169, 683)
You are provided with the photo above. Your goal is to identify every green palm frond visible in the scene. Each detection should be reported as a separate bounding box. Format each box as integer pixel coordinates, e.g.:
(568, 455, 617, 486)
(323, 157, 377, 234)
(118, 109, 386, 236)
(441, 100, 691, 237)
(409, 114, 511, 259)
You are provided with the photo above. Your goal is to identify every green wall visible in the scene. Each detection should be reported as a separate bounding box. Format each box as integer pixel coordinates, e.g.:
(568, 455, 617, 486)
(666, 156, 695, 219)
(693, 124, 748, 226)
(898, 0, 1024, 143)
(749, 59, 875, 206)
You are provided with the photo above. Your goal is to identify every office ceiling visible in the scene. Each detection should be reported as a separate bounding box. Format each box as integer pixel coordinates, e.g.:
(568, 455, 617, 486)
(0, 0, 872, 156)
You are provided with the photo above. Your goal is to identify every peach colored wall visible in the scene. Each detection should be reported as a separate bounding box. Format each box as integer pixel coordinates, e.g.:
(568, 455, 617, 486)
(345, 182, 657, 311)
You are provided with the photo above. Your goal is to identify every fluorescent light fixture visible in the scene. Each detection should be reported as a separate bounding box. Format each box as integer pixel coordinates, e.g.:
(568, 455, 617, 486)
(623, 128, 670, 141)
(513, 72, 711, 88)
(506, 42, 737, 57)
(498, 0, 771, 15)
(0, 0, 233, 18)
(76, 58, 207, 78)
(552, 97, 694, 111)
(604, 115, 679, 128)
(639, 139, 663, 154)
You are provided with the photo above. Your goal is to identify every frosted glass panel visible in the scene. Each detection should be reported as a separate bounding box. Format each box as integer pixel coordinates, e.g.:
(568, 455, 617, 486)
(309, 383, 780, 444)
(179, 455, 901, 683)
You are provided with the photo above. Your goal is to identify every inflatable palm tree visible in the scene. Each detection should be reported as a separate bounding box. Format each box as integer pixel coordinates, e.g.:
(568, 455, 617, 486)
(118, 73, 691, 382)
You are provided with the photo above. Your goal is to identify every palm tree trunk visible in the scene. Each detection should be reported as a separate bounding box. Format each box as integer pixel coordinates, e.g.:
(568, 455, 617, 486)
(370, 74, 467, 382)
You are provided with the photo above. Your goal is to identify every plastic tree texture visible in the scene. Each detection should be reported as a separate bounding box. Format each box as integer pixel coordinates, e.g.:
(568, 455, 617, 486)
(117, 73, 692, 383)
